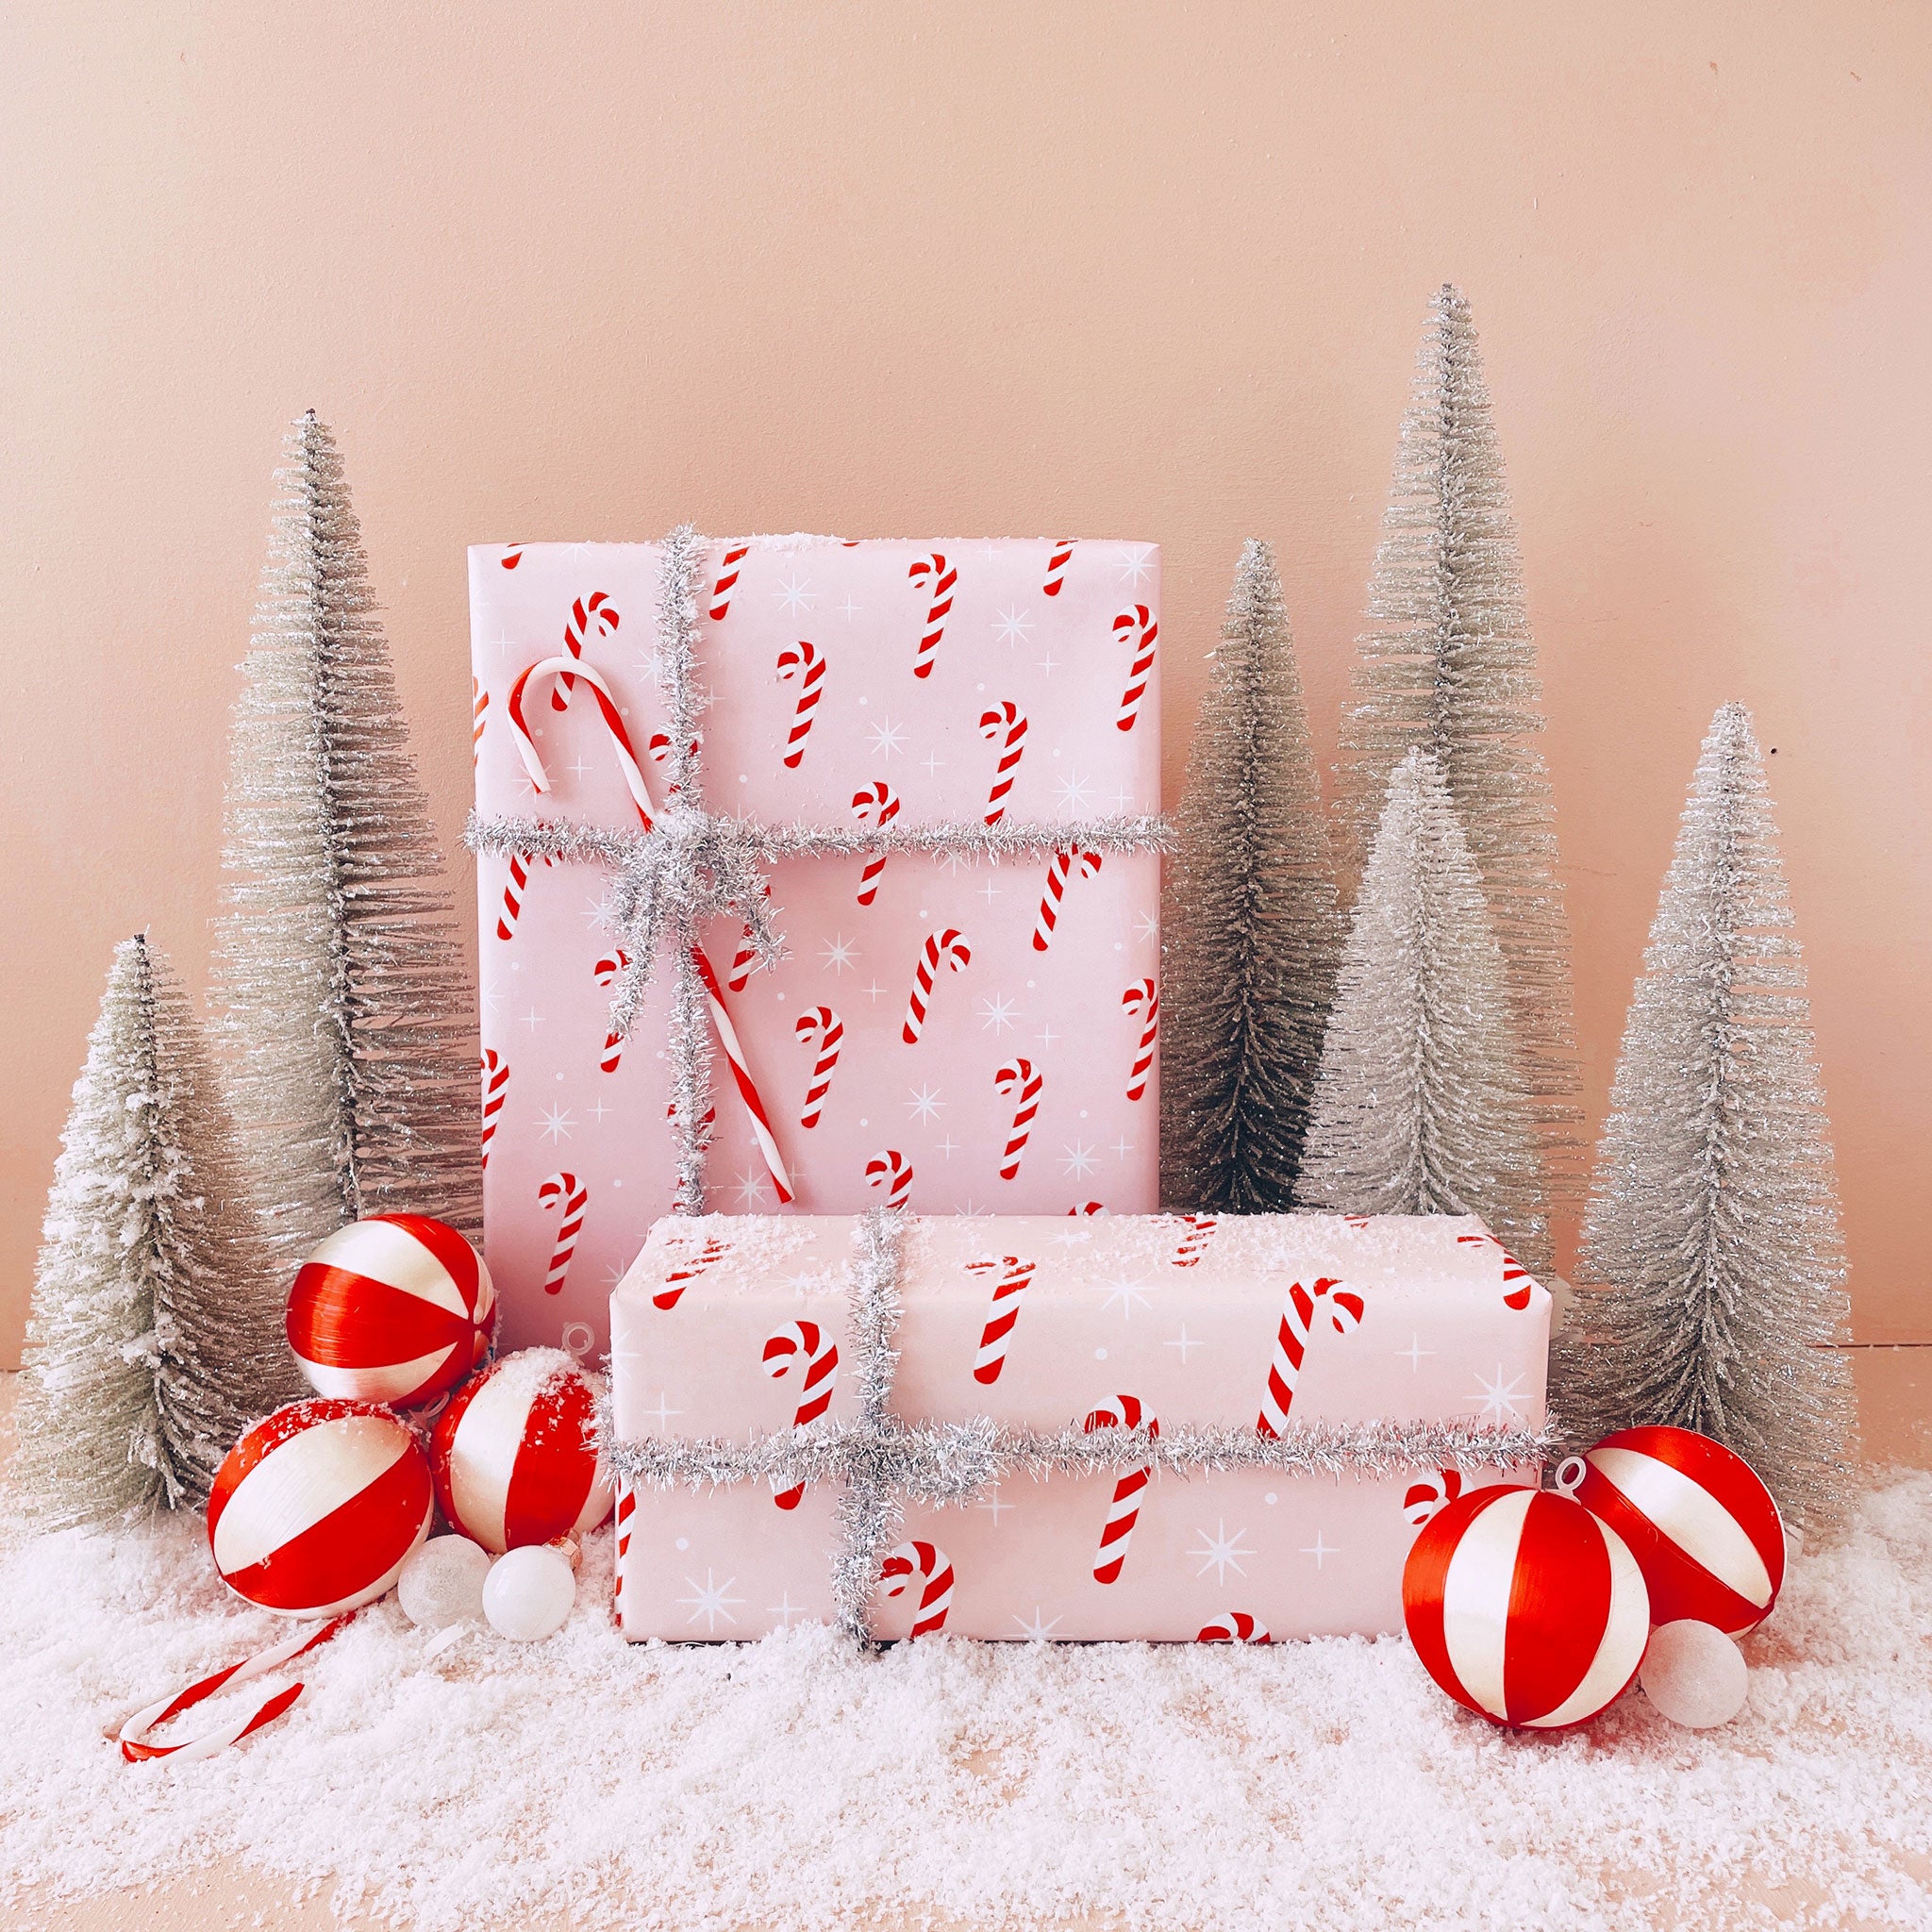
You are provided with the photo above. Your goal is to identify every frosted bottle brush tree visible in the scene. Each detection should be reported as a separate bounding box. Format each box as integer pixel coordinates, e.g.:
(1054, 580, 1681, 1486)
(13, 937, 297, 1527)
(212, 412, 479, 1275)
(1336, 284, 1581, 1214)
(1558, 704, 1854, 1530)
(1161, 540, 1341, 1210)
(1296, 748, 1548, 1272)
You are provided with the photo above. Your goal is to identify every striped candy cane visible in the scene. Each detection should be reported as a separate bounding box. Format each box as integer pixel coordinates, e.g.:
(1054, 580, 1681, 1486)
(1458, 1230, 1536, 1310)
(496, 849, 552, 941)
(554, 591, 621, 710)
(1042, 539, 1074, 597)
(1068, 1202, 1109, 1218)
(593, 951, 631, 1072)
(115, 1613, 358, 1763)
(794, 1005, 844, 1127)
(865, 1149, 913, 1209)
(1197, 1612, 1271, 1645)
(978, 702, 1028, 824)
(611, 1482, 635, 1629)
(654, 1235, 732, 1311)
(1403, 1468, 1465, 1529)
(1122, 978, 1158, 1101)
(1111, 604, 1158, 732)
(709, 543, 750, 621)
(1173, 1213, 1218, 1268)
(902, 928, 971, 1044)
(479, 1049, 508, 1167)
(851, 779, 901, 905)
(992, 1058, 1043, 1180)
(472, 676, 489, 767)
(664, 1096, 717, 1143)
(647, 730, 701, 796)
(762, 1319, 839, 1510)
(1084, 1393, 1158, 1585)
(1256, 1277, 1366, 1437)
(726, 882, 774, 993)
(879, 1539, 954, 1636)
(500, 545, 525, 570)
(538, 1173, 589, 1297)
(1032, 849, 1103, 952)
(776, 640, 825, 769)
(506, 654, 794, 1206)
(907, 553, 956, 679)
(963, 1255, 1037, 1385)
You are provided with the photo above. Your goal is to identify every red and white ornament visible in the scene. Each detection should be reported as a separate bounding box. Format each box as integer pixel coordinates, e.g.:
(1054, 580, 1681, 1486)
(208, 1399, 434, 1616)
(1557, 1425, 1786, 1636)
(1403, 1484, 1650, 1730)
(287, 1214, 496, 1408)
(431, 1348, 614, 1554)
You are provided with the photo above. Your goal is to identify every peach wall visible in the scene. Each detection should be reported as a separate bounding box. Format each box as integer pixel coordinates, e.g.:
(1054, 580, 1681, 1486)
(3, 1, 1927, 1364)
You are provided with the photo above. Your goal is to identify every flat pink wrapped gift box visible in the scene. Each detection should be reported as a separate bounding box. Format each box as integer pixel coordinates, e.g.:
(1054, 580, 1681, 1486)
(471, 538, 1162, 1353)
(608, 1212, 1551, 1642)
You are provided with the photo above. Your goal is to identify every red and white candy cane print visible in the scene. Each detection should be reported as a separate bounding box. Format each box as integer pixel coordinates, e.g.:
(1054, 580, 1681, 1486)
(963, 1255, 1037, 1385)
(879, 1539, 954, 1636)
(1404, 1467, 1466, 1529)
(495, 849, 552, 941)
(1084, 1393, 1158, 1585)
(1457, 1229, 1536, 1311)
(1256, 1277, 1365, 1437)
(506, 653, 793, 1204)
(978, 702, 1028, 824)
(1122, 978, 1158, 1101)
(1042, 539, 1074, 597)
(708, 543, 750, 622)
(592, 952, 631, 1072)
(611, 1481, 634, 1627)
(993, 1058, 1043, 1179)
(116, 1613, 358, 1764)
(472, 676, 489, 767)
(865, 1148, 914, 1209)
(762, 1319, 840, 1510)
(479, 1049, 508, 1167)
(776, 640, 825, 769)
(647, 730, 701, 796)
(1197, 1612, 1271, 1645)
(1032, 849, 1103, 951)
(726, 882, 774, 992)
(553, 591, 621, 710)
(1172, 1213, 1218, 1267)
(1068, 1202, 1109, 1218)
(653, 1234, 731, 1311)
(906, 553, 957, 679)
(794, 1005, 844, 1128)
(902, 928, 972, 1043)
(537, 1173, 588, 1298)
(1111, 604, 1158, 732)
(851, 779, 901, 905)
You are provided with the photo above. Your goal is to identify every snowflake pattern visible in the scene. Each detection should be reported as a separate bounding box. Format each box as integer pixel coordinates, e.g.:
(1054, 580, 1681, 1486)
(1191, 1519, 1256, 1584)
(977, 994, 1020, 1035)
(678, 1570, 745, 1633)
(1098, 1277, 1156, 1320)
(821, 935, 858, 974)
(906, 1083, 945, 1124)
(774, 574, 815, 616)
(1060, 1141, 1099, 1179)
(1115, 543, 1155, 587)
(537, 1103, 575, 1143)
(867, 717, 907, 759)
(1474, 1366, 1529, 1424)
(992, 606, 1034, 647)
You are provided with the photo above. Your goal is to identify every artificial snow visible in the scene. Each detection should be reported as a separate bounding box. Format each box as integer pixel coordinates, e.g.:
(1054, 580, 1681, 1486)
(1, 1431, 1928, 1929)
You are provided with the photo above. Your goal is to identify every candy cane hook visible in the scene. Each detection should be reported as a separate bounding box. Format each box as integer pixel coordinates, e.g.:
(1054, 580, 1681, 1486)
(1032, 850, 1103, 952)
(864, 1148, 914, 1210)
(992, 1058, 1043, 1180)
(538, 1172, 589, 1298)
(1112, 604, 1158, 732)
(964, 1255, 1037, 1384)
(879, 1539, 954, 1636)
(1256, 1277, 1365, 1437)
(907, 554, 956, 679)
(978, 702, 1028, 825)
(554, 591, 621, 710)
(794, 1004, 844, 1127)
(776, 640, 825, 769)
(1122, 978, 1158, 1101)
(593, 952, 631, 1072)
(902, 928, 971, 1044)
(479, 1049, 508, 1168)
(762, 1319, 839, 1509)
(851, 779, 901, 905)
(654, 1234, 732, 1311)
(1084, 1393, 1158, 1586)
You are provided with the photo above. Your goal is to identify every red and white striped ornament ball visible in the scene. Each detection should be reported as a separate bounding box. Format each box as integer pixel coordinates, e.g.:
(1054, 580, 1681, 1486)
(208, 1399, 434, 1617)
(1403, 1484, 1650, 1730)
(431, 1348, 613, 1554)
(287, 1214, 495, 1409)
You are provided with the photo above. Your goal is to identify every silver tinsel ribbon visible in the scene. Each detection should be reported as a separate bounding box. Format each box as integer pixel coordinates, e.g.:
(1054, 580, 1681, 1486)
(466, 525, 1168, 1212)
(602, 1209, 1558, 1643)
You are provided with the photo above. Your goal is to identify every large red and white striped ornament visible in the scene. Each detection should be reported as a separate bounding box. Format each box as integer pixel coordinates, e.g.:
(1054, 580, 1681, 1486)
(964, 1254, 1037, 1385)
(430, 1347, 613, 1554)
(537, 1172, 588, 1298)
(1032, 849, 1102, 951)
(1404, 1485, 1650, 1730)
(287, 1215, 495, 1408)
(1111, 603, 1158, 732)
(902, 927, 971, 1043)
(978, 701, 1028, 824)
(1042, 539, 1074, 597)
(1256, 1276, 1364, 1437)
(794, 1004, 844, 1127)
(762, 1319, 839, 1510)
(1084, 1393, 1158, 1585)
(708, 543, 750, 621)
(907, 553, 956, 679)
(1122, 977, 1158, 1101)
(776, 639, 825, 768)
(1557, 1426, 1786, 1637)
(1197, 1612, 1270, 1644)
(993, 1057, 1043, 1179)
(879, 1539, 954, 1635)
(479, 1049, 509, 1167)
(851, 779, 901, 905)
(865, 1148, 914, 1209)
(208, 1399, 434, 1616)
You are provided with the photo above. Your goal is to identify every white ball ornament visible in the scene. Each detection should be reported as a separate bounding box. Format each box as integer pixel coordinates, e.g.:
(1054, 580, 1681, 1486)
(483, 1543, 577, 1641)
(1641, 1620, 1751, 1729)
(398, 1535, 491, 1630)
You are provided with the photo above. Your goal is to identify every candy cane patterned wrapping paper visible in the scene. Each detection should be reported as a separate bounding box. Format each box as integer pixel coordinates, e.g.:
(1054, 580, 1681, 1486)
(471, 539, 1163, 1353)
(606, 1210, 1554, 1643)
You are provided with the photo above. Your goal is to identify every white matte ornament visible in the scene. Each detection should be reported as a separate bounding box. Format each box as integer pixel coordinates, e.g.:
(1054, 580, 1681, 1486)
(483, 1544, 576, 1641)
(1641, 1620, 1750, 1729)
(397, 1535, 491, 1630)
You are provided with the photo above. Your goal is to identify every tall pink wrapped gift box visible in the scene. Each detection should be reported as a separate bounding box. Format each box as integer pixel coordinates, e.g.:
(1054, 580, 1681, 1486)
(608, 1211, 1553, 1642)
(470, 538, 1162, 1353)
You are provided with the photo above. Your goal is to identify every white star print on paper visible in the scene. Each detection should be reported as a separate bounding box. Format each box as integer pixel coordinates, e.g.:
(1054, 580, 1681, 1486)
(867, 717, 907, 759)
(1012, 1607, 1061, 1642)
(1474, 1366, 1530, 1424)
(584, 891, 615, 928)
(678, 1570, 745, 1633)
(767, 1591, 808, 1630)
(820, 935, 858, 974)
(977, 1486, 1013, 1525)
(992, 606, 1034, 647)
(977, 994, 1020, 1035)
(1165, 1326, 1205, 1363)
(537, 1104, 575, 1143)
(1191, 1519, 1256, 1583)
(906, 1084, 945, 1124)
(936, 1134, 960, 1159)
(1114, 544, 1155, 587)
(1054, 770, 1094, 812)
(1397, 1335, 1437, 1371)
(1300, 1532, 1340, 1570)
(774, 574, 816, 616)
(1060, 1141, 1099, 1180)
(731, 1166, 772, 1209)
(1099, 1277, 1155, 1320)
(1132, 911, 1160, 944)
(636, 1391, 683, 1433)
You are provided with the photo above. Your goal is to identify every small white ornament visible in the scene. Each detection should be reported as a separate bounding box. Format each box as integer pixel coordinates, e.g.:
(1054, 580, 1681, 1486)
(483, 1543, 577, 1641)
(1641, 1620, 1750, 1729)
(398, 1535, 491, 1630)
